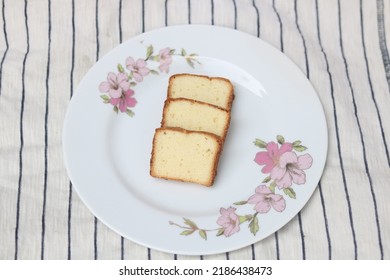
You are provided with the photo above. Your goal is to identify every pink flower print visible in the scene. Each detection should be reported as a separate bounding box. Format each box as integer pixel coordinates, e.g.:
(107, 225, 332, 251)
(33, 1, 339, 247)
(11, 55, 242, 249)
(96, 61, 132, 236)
(247, 185, 286, 213)
(216, 207, 240, 237)
(254, 142, 293, 173)
(109, 89, 137, 112)
(126, 57, 150, 82)
(271, 152, 313, 189)
(99, 72, 130, 99)
(158, 47, 172, 73)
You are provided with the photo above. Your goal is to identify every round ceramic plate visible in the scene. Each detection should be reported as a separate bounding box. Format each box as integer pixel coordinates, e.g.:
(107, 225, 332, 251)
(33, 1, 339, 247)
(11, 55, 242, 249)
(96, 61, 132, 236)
(63, 25, 328, 255)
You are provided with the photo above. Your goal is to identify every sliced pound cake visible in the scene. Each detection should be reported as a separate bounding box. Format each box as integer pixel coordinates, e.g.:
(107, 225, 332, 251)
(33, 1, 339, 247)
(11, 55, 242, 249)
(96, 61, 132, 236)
(167, 74, 234, 110)
(161, 98, 231, 141)
(150, 127, 222, 187)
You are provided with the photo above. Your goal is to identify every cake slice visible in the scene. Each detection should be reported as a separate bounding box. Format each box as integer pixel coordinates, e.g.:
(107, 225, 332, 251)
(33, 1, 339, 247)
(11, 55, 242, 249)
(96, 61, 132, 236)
(150, 127, 222, 187)
(161, 98, 231, 141)
(167, 74, 234, 110)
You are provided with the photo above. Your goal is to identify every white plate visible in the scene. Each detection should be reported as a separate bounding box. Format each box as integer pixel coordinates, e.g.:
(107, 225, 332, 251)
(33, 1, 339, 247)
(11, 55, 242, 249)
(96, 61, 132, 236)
(63, 25, 328, 255)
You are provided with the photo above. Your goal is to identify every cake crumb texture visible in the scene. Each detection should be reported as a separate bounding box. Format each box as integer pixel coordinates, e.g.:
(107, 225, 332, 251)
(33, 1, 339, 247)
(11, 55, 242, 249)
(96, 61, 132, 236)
(167, 73, 234, 110)
(150, 128, 222, 187)
(161, 98, 231, 140)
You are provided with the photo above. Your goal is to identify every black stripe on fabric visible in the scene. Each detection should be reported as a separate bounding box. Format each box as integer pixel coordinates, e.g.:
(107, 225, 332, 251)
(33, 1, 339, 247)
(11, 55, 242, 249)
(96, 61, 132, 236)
(94, 0, 99, 260)
(252, 0, 260, 38)
(15, 0, 30, 260)
(121, 237, 124, 260)
(293, 1, 310, 259)
(377, 0, 390, 89)
(358, 0, 384, 259)
(119, 0, 122, 43)
(67, 182, 72, 260)
(165, 0, 168, 26)
(95, 0, 99, 61)
(315, 0, 358, 259)
(232, 0, 237, 29)
(274, 232, 280, 259)
(250, 244, 255, 259)
(118, 0, 124, 259)
(41, 0, 52, 260)
(361, 0, 390, 168)
(272, 0, 283, 52)
(297, 213, 305, 259)
(211, 0, 214, 25)
(273, 1, 306, 258)
(159, 0, 169, 260)
(70, 0, 75, 100)
(295, 0, 331, 258)
(142, 0, 145, 32)
(188, 0, 191, 24)
(0, 0, 9, 97)
(67, 0, 75, 260)
(94, 217, 98, 260)
(251, 244, 255, 260)
(294, 0, 309, 79)
(318, 183, 331, 259)
(271, 2, 283, 260)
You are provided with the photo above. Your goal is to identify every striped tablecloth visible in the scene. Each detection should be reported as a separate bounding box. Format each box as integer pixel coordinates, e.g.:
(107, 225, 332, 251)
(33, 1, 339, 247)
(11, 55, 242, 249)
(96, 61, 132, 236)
(0, 0, 389, 260)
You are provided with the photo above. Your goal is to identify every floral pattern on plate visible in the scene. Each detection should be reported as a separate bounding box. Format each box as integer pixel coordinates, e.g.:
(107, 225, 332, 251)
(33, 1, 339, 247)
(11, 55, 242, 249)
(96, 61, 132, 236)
(98, 44, 200, 116)
(170, 135, 313, 240)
